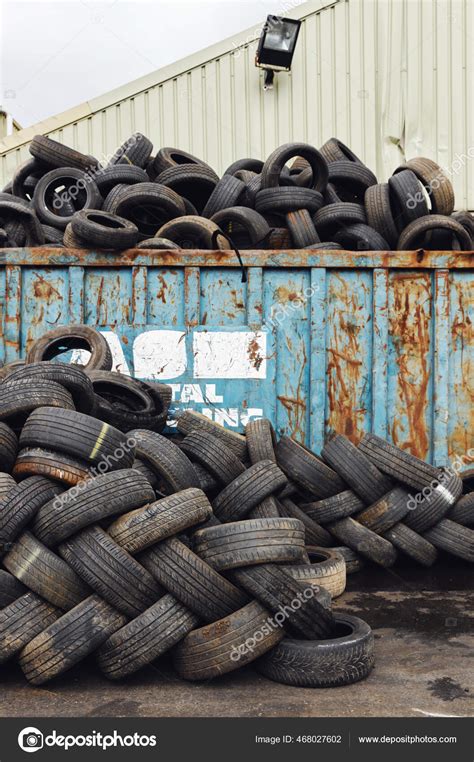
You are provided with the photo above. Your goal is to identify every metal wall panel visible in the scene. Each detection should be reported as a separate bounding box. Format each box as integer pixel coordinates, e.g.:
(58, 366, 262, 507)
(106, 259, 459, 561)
(0, 248, 472, 471)
(1, 0, 473, 207)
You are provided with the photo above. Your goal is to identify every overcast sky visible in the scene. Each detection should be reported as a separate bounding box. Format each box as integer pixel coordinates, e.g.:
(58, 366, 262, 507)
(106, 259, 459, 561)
(1, 0, 307, 128)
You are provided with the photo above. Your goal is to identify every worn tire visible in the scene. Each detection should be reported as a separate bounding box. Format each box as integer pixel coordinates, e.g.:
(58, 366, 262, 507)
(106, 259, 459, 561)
(358, 433, 442, 491)
(245, 419, 276, 464)
(30, 134, 98, 172)
(130, 429, 200, 492)
(107, 488, 212, 554)
(278, 498, 333, 546)
(26, 324, 112, 371)
(321, 433, 393, 504)
(275, 436, 346, 499)
(33, 167, 102, 229)
(394, 157, 455, 215)
(97, 594, 198, 679)
(302, 490, 364, 525)
(257, 613, 374, 687)
(33, 469, 154, 546)
(449, 492, 474, 527)
(193, 518, 306, 571)
(328, 517, 397, 567)
(19, 595, 127, 685)
(141, 537, 248, 622)
(0, 422, 18, 472)
(403, 468, 463, 533)
(0, 379, 74, 426)
(0, 569, 27, 607)
(355, 486, 411, 534)
(364, 183, 399, 247)
(5, 361, 95, 413)
(260, 143, 328, 193)
(0, 593, 59, 664)
(70, 209, 139, 249)
(20, 407, 135, 469)
(212, 460, 287, 522)
(0, 475, 62, 557)
(383, 522, 438, 566)
(4, 530, 90, 610)
(397, 214, 472, 251)
(423, 519, 474, 562)
(175, 410, 247, 460)
(13, 447, 91, 486)
(180, 431, 245, 485)
(287, 546, 346, 598)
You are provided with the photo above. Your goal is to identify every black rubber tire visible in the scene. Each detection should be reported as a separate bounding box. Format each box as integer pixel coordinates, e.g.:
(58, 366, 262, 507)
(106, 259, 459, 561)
(151, 147, 210, 177)
(286, 209, 320, 247)
(107, 487, 212, 553)
(0, 422, 18, 472)
(33, 469, 154, 546)
(202, 175, 246, 218)
(0, 592, 59, 664)
(333, 223, 389, 251)
(180, 431, 245, 485)
(287, 546, 346, 598)
(97, 593, 198, 679)
(403, 468, 463, 533)
(211, 206, 270, 248)
(383, 522, 438, 566)
(20, 407, 135, 470)
(156, 215, 225, 249)
(5, 361, 95, 413)
(3, 530, 90, 610)
(86, 371, 165, 432)
(302, 490, 364, 524)
(59, 526, 162, 617)
(102, 183, 129, 213)
(212, 460, 287, 522)
(0, 379, 74, 427)
(12, 158, 49, 200)
(275, 436, 346, 499)
(0, 475, 62, 557)
(267, 226, 292, 249)
(155, 164, 219, 214)
(393, 157, 455, 215)
(108, 132, 153, 168)
(332, 545, 365, 573)
(135, 237, 180, 250)
(319, 138, 363, 165)
(191, 462, 219, 496)
(245, 419, 276, 464)
(256, 187, 324, 215)
(423, 519, 474, 562)
(13, 447, 91, 486)
(328, 517, 398, 567)
(26, 324, 112, 371)
(0, 569, 27, 607)
(193, 517, 306, 571)
(0, 199, 45, 246)
(176, 410, 247, 460)
(257, 613, 374, 687)
(397, 214, 472, 251)
(130, 429, 200, 492)
(451, 211, 474, 240)
(365, 183, 399, 247)
(141, 537, 248, 622)
(224, 158, 264, 176)
(0, 472, 16, 498)
(327, 161, 377, 202)
(260, 143, 328, 193)
(232, 563, 336, 639)
(33, 167, 102, 229)
(388, 169, 428, 229)
(173, 600, 284, 680)
(30, 134, 99, 172)
(357, 433, 442, 490)
(95, 165, 148, 194)
(321, 434, 393, 504)
(278, 498, 333, 546)
(69, 209, 139, 249)
(449, 492, 474, 527)
(249, 495, 281, 519)
(313, 202, 367, 238)
(19, 594, 127, 685)
(111, 182, 186, 237)
(354, 486, 412, 534)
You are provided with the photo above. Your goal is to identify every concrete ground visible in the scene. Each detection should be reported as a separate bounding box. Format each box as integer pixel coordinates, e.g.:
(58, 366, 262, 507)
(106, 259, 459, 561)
(0, 561, 472, 718)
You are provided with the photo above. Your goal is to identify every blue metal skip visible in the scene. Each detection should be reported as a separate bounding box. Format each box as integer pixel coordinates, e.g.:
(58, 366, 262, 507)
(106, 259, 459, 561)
(0, 248, 472, 469)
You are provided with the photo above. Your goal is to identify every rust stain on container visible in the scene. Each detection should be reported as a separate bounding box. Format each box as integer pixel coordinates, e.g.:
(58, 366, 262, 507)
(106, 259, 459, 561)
(248, 336, 263, 371)
(389, 273, 431, 459)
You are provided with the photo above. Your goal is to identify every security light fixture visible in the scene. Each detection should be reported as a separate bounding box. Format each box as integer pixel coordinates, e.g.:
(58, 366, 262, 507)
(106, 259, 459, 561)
(256, 15, 301, 88)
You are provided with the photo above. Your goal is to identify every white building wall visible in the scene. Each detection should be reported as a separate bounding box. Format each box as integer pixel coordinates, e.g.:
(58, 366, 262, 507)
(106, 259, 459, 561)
(1, 0, 473, 208)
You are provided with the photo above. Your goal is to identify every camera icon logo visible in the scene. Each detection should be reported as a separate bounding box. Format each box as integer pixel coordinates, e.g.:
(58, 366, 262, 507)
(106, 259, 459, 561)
(18, 728, 44, 753)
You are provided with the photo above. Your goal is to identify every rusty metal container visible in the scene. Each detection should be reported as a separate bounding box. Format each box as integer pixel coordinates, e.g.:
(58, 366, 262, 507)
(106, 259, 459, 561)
(0, 247, 472, 469)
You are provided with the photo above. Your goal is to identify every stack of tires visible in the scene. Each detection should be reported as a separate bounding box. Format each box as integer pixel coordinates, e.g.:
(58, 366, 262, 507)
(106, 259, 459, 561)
(1, 133, 472, 252)
(0, 327, 472, 689)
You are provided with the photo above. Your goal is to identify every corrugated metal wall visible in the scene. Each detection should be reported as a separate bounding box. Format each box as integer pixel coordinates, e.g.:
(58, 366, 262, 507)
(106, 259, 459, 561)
(0, 248, 472, 468)
(1, 0, 473, 207)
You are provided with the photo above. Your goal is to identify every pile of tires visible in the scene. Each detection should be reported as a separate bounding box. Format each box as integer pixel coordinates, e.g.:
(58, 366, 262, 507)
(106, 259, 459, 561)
(1, 133, 472, 252)
(0, 328, 472, 688)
